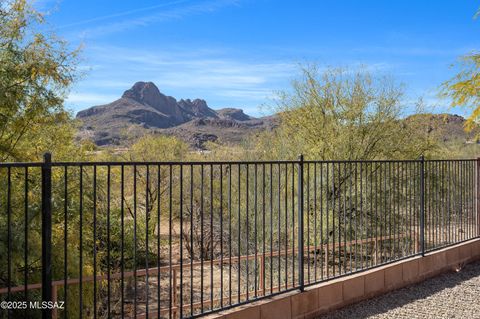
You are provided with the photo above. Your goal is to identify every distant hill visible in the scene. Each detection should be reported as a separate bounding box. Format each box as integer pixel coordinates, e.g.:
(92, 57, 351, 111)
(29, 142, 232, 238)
(76, 81, 278, 148)
(76, 82, 478, 150)
(404, 113, 479, 144)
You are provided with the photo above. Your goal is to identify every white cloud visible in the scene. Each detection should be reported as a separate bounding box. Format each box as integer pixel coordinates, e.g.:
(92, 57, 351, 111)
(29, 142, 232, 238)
(215, 88, 276, 100)
(66, 92, 119, 104)
(68, 45, 297, 115)
(67, 0, 240, 39)
(58, 0, 192, 29)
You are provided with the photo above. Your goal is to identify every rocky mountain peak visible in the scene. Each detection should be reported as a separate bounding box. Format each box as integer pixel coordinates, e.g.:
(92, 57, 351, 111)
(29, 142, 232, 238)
(192, 98, 208, 108)
(121, 81, 183, 121)
(122, 81, 163, 104)
(178, 98, 217, 118)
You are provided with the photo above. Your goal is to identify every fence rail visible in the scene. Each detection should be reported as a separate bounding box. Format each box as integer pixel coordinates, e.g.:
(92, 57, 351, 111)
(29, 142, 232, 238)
(0, 154, 478, 319)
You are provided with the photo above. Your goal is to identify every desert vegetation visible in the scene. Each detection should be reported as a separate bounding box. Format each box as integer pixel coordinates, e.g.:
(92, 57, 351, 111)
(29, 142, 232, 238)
(0, 1, 479, 318)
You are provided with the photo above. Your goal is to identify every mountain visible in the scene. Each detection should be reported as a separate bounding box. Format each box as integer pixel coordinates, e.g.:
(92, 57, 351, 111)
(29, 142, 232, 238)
(76, 81, 277, 148)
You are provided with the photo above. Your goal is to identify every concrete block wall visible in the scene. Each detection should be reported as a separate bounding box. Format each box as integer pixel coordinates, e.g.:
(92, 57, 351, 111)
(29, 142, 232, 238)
(206, 238, 480, 319)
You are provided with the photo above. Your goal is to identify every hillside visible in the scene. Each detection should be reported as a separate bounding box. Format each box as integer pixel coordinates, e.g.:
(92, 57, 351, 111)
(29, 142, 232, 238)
(405, 113, 479, 143)
(76, 81, 277, 148)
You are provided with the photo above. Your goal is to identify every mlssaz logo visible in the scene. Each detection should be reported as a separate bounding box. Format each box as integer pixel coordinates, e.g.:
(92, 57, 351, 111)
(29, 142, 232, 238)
(29, 301, 64, 309)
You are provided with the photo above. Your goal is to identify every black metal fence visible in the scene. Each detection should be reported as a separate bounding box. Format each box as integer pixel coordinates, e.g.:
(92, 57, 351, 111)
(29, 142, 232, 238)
(0, 154, 478, 318)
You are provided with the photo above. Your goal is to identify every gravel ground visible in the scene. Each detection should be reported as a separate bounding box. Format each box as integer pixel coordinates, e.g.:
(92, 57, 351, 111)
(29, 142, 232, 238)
(317, 261, 480, 319)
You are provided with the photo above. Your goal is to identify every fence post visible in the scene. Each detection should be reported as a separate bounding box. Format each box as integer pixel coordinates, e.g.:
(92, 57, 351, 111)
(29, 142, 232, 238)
(42, 152, 53, 319)
(297, 154, 304, 291)
(419, 155, 425, 257)
(477, 158, 480, 237)
(259, 255, 265, 296)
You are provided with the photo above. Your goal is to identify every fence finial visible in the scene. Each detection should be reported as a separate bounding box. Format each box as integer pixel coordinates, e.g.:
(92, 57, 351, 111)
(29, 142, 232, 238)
(43, 152, 52, 163)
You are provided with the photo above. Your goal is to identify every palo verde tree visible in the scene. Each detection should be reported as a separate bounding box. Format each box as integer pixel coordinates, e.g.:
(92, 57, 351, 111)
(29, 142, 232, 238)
(441, 53, 480, 134)
(441, 8, 480, 134)
(0, 2, 90, 317)
(252, 65, 435, 160)
(0, 0, 80, 161)
(249, 66, 438, 266)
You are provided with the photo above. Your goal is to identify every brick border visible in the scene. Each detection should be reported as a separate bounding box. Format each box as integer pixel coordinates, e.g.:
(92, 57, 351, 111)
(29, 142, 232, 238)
(205, 238, 480, 319)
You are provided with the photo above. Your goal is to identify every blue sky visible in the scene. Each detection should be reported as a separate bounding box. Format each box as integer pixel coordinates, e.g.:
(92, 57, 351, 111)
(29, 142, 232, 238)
(36, 0, 480, 117)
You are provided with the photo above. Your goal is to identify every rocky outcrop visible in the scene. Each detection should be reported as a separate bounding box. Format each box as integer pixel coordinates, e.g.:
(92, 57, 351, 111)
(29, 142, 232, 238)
(192, 133, 218, 150)
(217, 108, 252, 121)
